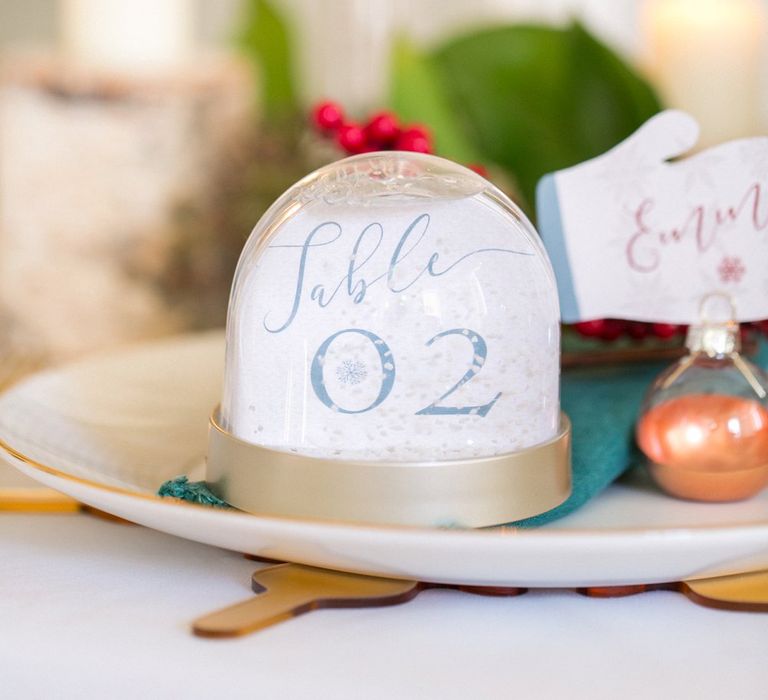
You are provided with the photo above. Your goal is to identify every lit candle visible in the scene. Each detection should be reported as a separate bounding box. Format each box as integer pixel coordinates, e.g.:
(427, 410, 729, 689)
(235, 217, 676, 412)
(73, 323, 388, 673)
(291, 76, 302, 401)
(642, 0, 765, 147)
(61, 0, 193, 75)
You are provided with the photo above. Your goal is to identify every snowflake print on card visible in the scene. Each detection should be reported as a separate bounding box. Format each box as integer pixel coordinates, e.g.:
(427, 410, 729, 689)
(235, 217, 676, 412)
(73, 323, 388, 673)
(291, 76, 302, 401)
(718, 256, 746, 284)
(336, 359, 368, 385)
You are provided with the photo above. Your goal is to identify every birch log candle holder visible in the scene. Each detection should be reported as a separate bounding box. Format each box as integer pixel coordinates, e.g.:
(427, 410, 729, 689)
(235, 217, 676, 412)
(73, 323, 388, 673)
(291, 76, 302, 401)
(0, 50, 255, 361)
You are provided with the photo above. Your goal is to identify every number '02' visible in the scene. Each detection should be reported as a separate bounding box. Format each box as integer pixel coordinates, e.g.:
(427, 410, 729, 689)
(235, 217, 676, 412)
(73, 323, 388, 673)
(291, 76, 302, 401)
(310, 327, 501, 416)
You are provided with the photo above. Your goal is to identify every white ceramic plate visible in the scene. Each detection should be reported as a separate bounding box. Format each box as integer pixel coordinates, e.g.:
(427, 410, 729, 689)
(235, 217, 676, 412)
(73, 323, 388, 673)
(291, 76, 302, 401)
(1, 331, 767, 587)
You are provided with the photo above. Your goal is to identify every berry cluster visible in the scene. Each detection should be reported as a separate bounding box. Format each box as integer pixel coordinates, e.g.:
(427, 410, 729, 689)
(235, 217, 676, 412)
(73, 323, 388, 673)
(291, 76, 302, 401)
(312, 100, 433, 155)
(574, 319, 768, 343)
(312, 101, 490, 178)
(573, 320, 684, 342)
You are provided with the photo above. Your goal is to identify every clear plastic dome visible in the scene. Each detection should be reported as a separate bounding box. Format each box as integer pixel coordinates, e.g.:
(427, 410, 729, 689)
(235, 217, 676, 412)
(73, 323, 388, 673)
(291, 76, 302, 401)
(219, 152, 560, 462)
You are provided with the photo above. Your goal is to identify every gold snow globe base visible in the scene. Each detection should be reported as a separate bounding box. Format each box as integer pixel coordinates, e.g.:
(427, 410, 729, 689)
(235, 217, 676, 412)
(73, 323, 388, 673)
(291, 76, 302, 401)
(207, 412, 571, 528)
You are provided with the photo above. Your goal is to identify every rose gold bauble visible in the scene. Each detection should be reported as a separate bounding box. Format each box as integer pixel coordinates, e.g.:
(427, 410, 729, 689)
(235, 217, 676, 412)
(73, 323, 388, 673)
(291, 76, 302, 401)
(636, 394, 768, 501)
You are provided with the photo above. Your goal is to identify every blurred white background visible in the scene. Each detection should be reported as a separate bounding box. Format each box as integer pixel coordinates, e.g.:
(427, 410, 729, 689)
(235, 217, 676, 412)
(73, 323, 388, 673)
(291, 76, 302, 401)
(0, 0, 640, 53)
(1, 0, 766, 140)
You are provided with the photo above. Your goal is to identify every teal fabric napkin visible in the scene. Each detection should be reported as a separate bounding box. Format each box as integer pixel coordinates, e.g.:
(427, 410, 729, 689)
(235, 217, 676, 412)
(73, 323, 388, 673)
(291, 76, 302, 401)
(513, 361, 663, 527)
(517, 340, 768, 526)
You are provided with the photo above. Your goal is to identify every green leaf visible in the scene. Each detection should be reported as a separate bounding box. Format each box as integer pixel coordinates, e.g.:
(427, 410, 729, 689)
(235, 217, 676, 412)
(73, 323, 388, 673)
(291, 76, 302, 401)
(237, 0, 298, 123)
(389, 36, 481, 163)
(429, 22, 663, 208)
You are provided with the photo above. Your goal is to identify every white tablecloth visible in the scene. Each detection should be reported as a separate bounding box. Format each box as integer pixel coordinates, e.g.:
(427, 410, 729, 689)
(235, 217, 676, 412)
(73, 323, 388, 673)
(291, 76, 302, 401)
(2, 513, 767, 699)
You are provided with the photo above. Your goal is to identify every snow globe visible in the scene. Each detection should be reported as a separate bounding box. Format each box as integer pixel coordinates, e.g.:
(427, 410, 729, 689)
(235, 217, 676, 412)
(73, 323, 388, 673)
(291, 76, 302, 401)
(207, 152, 571, 526)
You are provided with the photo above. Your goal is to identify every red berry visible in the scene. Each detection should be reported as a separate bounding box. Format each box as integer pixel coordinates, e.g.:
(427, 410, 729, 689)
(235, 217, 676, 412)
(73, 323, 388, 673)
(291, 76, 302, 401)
(312, 101, 344, 132)
(395, 125, 432, 153)
(467, 163, 490, 178)
(365, 111, 399, 146)
(599, 319, 625, 342)
(574, 320, 606, 338)
(626, 321, 649, 341)
(651, 323, 678, 339)
(336, 123, 367, 154)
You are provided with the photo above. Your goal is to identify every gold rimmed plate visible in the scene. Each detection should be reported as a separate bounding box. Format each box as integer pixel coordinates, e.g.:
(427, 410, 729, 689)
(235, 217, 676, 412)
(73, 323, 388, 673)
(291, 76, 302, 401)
(1, 331, 767, 588)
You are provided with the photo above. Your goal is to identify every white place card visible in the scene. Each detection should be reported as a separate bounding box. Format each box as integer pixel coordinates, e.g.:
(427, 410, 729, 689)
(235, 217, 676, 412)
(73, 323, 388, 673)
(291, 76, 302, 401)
(537, 110, 768, 323)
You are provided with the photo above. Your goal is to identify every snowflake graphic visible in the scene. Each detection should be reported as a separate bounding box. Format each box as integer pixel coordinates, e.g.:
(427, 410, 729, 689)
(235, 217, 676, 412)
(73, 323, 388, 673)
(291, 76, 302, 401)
(335, 359, 367, 385)
(717, 256, 746, 284)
